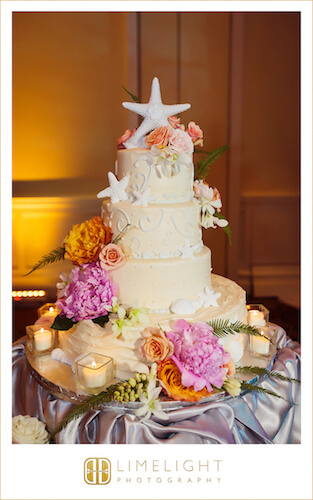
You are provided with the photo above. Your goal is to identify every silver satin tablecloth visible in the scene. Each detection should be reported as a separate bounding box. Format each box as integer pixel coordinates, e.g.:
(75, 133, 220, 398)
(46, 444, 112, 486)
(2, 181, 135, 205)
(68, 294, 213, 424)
(12, 329, 300, 444)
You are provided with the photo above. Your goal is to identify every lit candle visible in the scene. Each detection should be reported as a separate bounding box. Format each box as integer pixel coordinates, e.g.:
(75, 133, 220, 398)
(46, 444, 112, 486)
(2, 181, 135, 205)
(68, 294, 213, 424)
(82, 361, 108, 389)
(248, 310, 266, 327)
(250, 331, 270, 355)
(34, 328, 52, 351)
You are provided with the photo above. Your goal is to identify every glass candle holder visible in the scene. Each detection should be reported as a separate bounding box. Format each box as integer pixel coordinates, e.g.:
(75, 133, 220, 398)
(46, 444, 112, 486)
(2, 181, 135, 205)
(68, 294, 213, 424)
(75, 353, 114, 395)
(26, 325, 57, 356)
(249, 326, 277, 359)
(247, 304, 269, 327)
(37, 303, 59, 319)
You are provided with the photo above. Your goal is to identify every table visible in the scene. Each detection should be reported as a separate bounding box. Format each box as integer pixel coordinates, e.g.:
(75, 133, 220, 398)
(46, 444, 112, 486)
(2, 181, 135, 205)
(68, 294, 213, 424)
(12, 327, 301, 444)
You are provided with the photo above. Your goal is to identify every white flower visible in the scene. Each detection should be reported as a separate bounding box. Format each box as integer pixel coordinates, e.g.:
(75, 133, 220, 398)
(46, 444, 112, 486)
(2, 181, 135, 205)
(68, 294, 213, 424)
(223, 378, 242, 397)
(134, 385, 169, 421)
(200, 211, 229, 229)
(56, 272, 69, 298)
(201, 187, 222, 215)
(12, 415, 49, 444)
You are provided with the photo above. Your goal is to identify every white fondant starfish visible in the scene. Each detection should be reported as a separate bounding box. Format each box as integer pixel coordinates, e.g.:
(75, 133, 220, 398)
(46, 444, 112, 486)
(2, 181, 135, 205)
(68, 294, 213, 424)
(122, 77, 191, 148)
(197, 286, 221, 308)
(176, 239, 198, 260)
(131, 187, 157, 207)
(97, 172, 130, 204)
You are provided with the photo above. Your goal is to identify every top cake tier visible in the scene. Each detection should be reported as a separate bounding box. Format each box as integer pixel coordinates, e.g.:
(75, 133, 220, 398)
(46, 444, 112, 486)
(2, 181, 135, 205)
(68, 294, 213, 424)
(116, 148, 194, 204)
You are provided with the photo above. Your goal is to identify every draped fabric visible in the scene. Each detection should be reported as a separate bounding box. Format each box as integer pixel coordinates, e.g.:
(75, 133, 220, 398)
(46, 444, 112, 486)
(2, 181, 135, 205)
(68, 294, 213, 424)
(12, 328, 300, 444)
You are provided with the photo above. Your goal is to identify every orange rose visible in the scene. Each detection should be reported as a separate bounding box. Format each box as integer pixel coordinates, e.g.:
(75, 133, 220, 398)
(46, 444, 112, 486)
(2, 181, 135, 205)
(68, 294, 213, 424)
(64, 216, 111, 265)
(140, 327, 174, 362)
(145, 126, 172, 149)
(168, 116, 185, 130)
(99, 243, 126, 270)
(225, 359, 236, 378)
(157, 359, 213, 402)
(187, 121, 203, 147)
(117, 128, 136, 149)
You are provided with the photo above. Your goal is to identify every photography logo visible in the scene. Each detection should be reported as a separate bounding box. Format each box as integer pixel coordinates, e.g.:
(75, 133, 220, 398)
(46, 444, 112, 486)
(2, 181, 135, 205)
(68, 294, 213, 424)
(84, 458, 111, 485)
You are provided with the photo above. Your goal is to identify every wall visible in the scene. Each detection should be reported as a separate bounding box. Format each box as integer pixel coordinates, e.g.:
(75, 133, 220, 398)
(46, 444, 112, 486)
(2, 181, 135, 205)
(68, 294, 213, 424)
(12, 11, 300, 306)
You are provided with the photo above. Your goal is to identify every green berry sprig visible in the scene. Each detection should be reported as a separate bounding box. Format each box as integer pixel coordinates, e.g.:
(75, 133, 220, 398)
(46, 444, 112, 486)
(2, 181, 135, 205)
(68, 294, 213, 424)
(113, 373, 148, 403)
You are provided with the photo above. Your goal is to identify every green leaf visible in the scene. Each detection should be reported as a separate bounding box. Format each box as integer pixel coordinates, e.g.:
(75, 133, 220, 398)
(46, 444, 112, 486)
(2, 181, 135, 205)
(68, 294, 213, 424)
(240, 382, 289, 401)
(112, 223, 131, 245)
(24, 246, 66, 276)
(208, 319, 272, 342)
(92, 315, 110, 328)
(195, 145, 229, 180)
(214, 211, 232, 245)
(51, 314, 76, 331)
(49, 381, 125, 439)
(122, 85, 140, 103)
(236, 365, 300, 384)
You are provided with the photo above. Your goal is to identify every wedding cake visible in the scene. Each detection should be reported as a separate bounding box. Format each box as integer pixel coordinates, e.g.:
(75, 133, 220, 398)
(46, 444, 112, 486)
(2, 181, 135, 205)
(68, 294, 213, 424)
(54, 78, 247, 383)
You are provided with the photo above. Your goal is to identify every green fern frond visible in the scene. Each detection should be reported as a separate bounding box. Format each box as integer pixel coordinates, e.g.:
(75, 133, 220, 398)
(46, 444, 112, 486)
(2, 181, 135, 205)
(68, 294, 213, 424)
(112, 223, 131, 245)
(49, 381, 124, 439)
(240, 382, 288, 401)
(208, 319, 271, 342)
(236, 366, 300, 383)
(122, 85, 140, 103)
(24, 246, 66, 276)
(214, 211, 232, 245)
(195, 145, 229, 180)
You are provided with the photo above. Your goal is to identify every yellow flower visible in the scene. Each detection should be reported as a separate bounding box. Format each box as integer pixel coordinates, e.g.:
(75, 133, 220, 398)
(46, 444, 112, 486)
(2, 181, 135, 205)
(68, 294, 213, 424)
(223, 378, 242, 397)
(64, 216, 111, 265)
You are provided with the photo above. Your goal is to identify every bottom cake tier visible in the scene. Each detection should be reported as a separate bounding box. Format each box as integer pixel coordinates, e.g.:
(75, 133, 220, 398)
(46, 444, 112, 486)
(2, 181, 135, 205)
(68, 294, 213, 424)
(59, 274, 247, 380)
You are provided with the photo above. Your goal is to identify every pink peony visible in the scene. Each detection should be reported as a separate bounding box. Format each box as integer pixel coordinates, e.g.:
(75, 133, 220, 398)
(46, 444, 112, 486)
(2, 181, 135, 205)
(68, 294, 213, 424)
(117, 128, 136, 149)
(168, 116, 185, 130)
(167, 319, 231, 392)
(56, 262, 117, 322)
(99, 244, 126, 270)
(145, 126, 172, 149)
(187, 121, 203, 146)
(168, 128, 194, 154)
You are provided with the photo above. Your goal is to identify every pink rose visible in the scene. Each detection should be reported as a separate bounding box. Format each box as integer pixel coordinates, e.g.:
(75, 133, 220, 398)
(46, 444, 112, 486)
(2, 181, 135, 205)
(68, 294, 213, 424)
(140, 327, 175, 362)
(99, 244, 126, 270)
(168, 128, 194, 153)
(193, 179, 210, 198)
(117, 128, 136, 149)
(187, 121, 203, 147)
(168, 116, 185, 130)
(145, 126, 172, 149)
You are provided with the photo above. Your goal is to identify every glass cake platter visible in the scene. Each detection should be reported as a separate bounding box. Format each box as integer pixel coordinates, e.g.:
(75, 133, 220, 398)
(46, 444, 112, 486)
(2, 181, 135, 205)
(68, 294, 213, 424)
(25, 325, 279, 411)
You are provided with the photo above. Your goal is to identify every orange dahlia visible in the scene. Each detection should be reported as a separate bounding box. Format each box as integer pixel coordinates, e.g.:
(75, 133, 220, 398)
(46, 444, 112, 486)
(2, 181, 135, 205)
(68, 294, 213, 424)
(157, 359, 214, 403)
(64, 216, 111, 265)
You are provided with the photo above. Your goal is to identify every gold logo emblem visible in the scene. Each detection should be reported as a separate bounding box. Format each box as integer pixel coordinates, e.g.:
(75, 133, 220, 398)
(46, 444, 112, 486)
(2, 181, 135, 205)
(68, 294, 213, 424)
(84, 458, 111, 485)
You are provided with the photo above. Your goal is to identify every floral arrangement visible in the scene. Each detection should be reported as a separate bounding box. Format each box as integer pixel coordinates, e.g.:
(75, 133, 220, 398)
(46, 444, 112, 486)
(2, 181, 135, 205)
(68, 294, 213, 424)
(26, 216, 129, 330)
(12, 415, 49, 444)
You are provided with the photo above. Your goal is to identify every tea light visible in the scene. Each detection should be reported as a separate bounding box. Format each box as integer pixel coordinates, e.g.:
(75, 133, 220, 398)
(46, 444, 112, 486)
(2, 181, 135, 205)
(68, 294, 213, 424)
(38, 303, 59, 319)
(250, 329, 271, 355)
(75, 353, 113, 394)
(248, 310, 266, 327)
(82, 361, 108, 388)
(34, 328, 53, 351)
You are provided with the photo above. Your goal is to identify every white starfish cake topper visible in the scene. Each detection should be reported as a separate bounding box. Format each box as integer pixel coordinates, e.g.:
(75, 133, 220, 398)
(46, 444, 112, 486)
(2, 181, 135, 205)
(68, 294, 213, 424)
(122, 77, 191, 149)
(97, 172, 129, 204)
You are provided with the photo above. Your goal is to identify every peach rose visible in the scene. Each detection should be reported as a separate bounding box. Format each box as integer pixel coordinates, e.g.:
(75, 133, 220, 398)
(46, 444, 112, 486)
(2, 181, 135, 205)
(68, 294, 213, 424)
(225, 359, 236, 378)
(140, 327, 174, 362)
(168, 116, 185, 130)
(168, 128, 194, 154)
(145, 126, 172, 149)
(187, 121, 203, 147)
(117, 128, 136, 149)
(193, 179, 210, 198)
(99, 244, 126, 270)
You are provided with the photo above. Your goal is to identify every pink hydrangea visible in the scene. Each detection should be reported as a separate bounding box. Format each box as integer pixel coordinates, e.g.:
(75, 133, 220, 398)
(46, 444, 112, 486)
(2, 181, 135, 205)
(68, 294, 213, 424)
(56, 262, 117, 322)
(167, 319, 231, 392)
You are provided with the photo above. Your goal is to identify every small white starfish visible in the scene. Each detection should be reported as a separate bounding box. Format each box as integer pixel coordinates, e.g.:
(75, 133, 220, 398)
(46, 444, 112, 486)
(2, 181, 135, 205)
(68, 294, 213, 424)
(198, 286, 221, 308)
(122, 77, 191, 148)
(97, 172, 130, 204)
(131, 187, 157, 207)
(176, 239, 198, 260)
